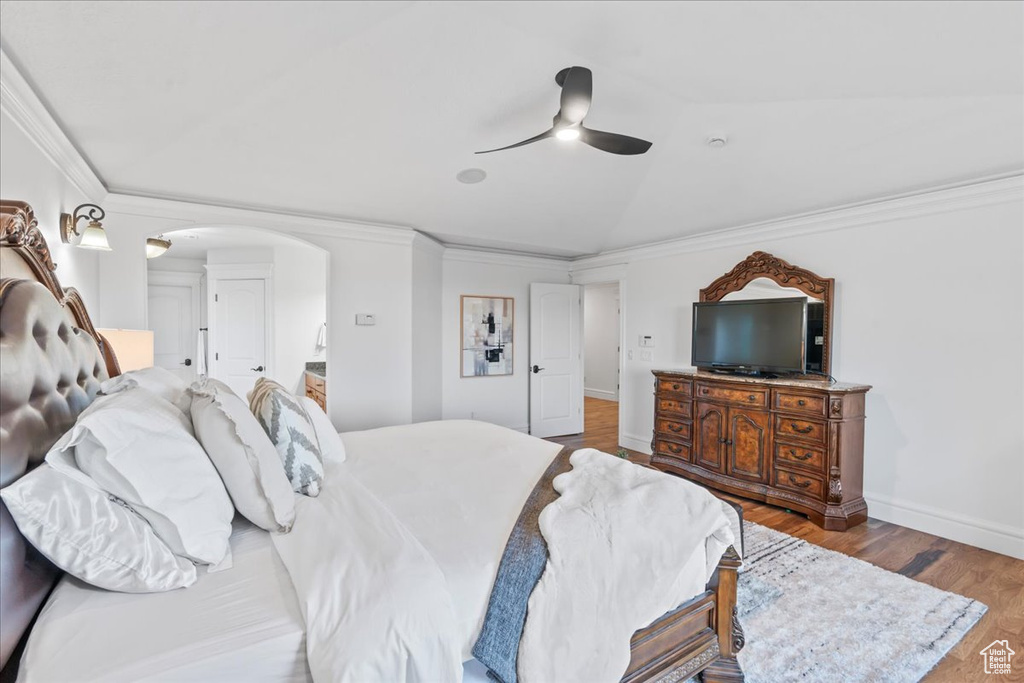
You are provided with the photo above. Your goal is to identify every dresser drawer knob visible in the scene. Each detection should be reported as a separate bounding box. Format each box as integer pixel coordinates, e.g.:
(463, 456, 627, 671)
(789, 449, 813, 461)
(672, 383, 680, 390)
(668, 424, 684, 433)
(798, 399, 806, 406)
(790, 423, 814, 434)
(701, 388, 709, 395)
(788, 474, 812, 489)
(668, 444, 682, 454)
(748, 394, 757, 401)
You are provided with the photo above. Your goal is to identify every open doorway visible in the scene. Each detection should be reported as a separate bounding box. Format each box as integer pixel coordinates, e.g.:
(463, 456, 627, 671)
(146, 227, 327, 401)
(582, 282, 620, 446)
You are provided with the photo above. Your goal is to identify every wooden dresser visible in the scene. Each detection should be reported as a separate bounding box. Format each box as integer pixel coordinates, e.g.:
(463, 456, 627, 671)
(304, 372, 327, 412)
(651, 369, 871, 530)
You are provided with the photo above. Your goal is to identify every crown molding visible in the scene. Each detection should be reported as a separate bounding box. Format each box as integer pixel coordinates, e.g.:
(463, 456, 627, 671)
(571, 173, 1024, 271)
(104, 192, 418, 247)
(0, 49, 107, 200)
(571, 264, 628, 285)
(411, 232, 446, 256)
(443, 247, 571, 271)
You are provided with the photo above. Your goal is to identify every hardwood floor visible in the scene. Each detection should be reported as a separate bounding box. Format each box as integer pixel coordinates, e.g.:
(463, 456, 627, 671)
(549, 397, 1024, 683)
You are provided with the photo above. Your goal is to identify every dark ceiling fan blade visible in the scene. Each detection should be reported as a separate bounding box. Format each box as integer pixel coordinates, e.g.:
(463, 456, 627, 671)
(475, 128, 555, 154)
(579, 127, 652, 155)
(557, 66, 592, 125)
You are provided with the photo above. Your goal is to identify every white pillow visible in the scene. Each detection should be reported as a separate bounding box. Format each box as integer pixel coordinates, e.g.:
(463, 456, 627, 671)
(46, 388, 234, 565)
(100, 366, 190, 413)
(248, 378, 324, 497)
(191, 384, 296, 533)
(1, 464, 197, 593)
(299, 396, 346, 464)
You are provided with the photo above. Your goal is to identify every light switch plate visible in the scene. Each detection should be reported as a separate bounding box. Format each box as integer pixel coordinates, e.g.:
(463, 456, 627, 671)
(639, 335, 655, 348)
(639, 349, 653, 362)
(356, 314, 376, 326)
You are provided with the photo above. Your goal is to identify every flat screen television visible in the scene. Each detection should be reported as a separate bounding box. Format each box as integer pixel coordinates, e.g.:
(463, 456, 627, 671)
(691, 297, 807, 375)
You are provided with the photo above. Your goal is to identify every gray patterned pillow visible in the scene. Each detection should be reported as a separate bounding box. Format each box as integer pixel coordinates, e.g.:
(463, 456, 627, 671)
(248, 378, 325, 497)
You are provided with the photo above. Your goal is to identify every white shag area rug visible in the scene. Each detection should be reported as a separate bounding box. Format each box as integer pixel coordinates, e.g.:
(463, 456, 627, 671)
(686, 521, 987, 682)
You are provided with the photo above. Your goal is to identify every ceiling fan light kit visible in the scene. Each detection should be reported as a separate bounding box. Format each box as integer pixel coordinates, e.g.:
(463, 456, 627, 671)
(476, 66, 652, 156)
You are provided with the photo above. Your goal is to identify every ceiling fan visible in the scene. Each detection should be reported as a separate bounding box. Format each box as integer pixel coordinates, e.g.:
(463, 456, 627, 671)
(476, 66, 653, 156)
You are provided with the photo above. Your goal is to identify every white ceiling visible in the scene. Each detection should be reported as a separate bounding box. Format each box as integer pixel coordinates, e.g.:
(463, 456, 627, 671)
(2, 1, 1021, 258)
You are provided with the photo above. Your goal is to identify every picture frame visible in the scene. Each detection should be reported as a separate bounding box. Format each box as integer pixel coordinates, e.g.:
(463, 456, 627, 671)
(460, 295, 514, 377)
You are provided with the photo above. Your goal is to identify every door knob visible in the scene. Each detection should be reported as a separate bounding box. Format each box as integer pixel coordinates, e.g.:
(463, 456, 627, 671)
(531, 365, 544, 374)
(251, 365, 264, 372)
(181, 358, 192, 366)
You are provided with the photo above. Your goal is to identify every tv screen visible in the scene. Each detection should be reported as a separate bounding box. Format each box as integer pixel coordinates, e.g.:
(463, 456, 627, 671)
(692, 297, 807, 373)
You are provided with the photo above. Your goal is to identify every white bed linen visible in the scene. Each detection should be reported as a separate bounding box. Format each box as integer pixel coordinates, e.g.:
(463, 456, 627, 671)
(19, 420, 740, 683)
(19, 519, 309, 683)
(340, 420, 562, 660)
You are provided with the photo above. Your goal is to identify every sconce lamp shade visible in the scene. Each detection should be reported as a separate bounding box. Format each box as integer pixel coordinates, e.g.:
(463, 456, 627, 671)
(60, 204, 112, 251)
(146, 236, 172, 259)
(78, 222, 112, 251)
(97, 329, 154, 372)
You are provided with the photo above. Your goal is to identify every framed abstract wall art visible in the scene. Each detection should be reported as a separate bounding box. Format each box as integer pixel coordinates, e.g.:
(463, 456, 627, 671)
(461, 295, 514, 377)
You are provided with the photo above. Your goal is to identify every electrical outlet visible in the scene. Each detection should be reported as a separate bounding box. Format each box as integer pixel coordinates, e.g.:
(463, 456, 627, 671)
(639, 349, 653, 362)
(639, 335, 655, 348)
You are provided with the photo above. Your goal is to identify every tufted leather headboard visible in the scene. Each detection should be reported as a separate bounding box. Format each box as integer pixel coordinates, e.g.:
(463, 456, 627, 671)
(0, 200, 119, 674)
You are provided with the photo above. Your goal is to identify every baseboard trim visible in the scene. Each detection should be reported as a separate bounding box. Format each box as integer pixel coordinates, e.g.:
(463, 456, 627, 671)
(584, 388, 618, 401)
(864, 492, 1024, 560)
(620, 432, 653, 455)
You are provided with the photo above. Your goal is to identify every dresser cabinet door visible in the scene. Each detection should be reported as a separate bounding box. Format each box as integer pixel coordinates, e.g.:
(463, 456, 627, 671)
(727, 407, 769, 483)
(694, 402, 726, 472)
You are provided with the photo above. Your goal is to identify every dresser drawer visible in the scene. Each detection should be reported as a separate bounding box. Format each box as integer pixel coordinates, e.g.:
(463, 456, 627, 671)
(773, 390, 826, 417)
(774, 441, 826, 473)
(657, 377, 692, 397)
(656, 397, 692, 419)
(654, 439, 691, 461)
(695, 383, 768, 408)
(773, 467, 825, 500)
(306, 374, 325, 392)
(774, 415, 826, 444)
(656, 418, 692, 442)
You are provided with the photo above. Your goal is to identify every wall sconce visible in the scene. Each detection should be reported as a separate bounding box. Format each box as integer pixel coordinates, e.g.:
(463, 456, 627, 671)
(146, 236, 172, 259)
(60, 203, 111, 251)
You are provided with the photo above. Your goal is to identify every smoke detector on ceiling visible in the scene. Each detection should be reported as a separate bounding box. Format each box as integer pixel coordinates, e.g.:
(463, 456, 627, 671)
(707, 136, 728, 148)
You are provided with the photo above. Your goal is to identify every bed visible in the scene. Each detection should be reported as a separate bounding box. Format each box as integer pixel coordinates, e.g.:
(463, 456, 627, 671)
(0, 199, 745, 683)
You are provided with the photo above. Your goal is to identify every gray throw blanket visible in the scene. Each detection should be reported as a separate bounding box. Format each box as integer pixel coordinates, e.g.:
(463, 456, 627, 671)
(471, 446, 574, 683)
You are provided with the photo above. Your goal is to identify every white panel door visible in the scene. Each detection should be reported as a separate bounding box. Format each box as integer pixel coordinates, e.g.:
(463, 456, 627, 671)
(213, 279, 267, 398)
(148, 284, 196, 382)
(529, 283, 583, 438)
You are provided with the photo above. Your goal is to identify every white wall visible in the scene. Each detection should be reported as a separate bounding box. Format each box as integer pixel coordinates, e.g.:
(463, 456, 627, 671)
(0, 110, 101, 312)
(272, 244, 327, 395)
(441, 252, 572, 432)
(584, 283, 620, 401)
(102, 197, 416, 432)
(411, 237, 443, 422)
(595, 195, 1024, 559)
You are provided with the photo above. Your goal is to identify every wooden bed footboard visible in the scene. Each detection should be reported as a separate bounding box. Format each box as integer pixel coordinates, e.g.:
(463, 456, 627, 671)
(622, 546, 744, 682)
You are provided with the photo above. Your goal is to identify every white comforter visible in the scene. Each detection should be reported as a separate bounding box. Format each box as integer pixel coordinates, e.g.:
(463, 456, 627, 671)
(519, 448, 734, 682)
(274, 422, 733, 683)
(269, 466, 463, 682)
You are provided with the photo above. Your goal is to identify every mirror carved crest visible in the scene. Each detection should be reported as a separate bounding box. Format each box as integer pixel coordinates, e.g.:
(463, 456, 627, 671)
(700, 251, 835, 375)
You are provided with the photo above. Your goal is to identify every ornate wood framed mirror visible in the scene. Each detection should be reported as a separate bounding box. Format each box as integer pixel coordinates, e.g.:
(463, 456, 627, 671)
(699, 251, 834, 375)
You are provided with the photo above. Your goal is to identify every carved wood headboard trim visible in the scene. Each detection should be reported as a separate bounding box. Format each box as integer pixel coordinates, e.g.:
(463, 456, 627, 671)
(0, 200, 120, 377)
(699, 251, 835, 375)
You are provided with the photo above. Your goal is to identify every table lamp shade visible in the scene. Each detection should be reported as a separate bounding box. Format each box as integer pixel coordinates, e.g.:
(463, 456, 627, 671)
(97, 329, 154, 372)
